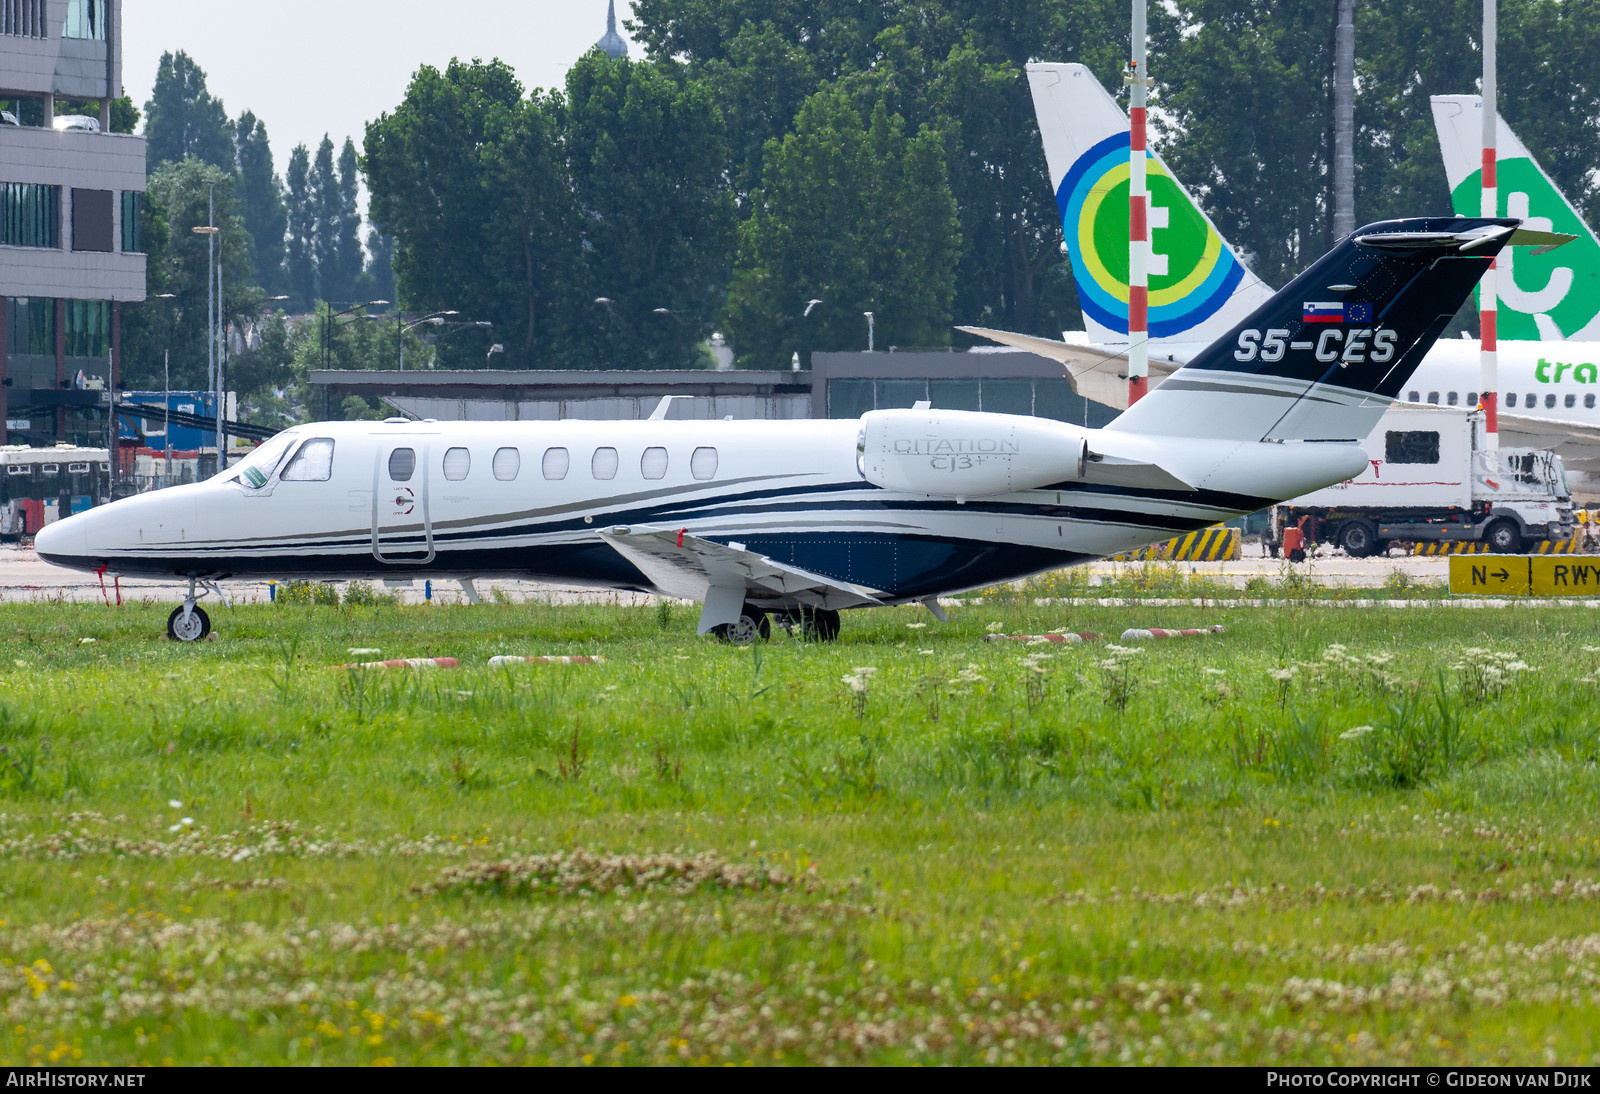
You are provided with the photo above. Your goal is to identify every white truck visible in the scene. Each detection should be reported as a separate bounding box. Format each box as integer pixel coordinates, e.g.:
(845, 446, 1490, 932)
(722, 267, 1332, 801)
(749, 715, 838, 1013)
(1270, 407, 1574, 558)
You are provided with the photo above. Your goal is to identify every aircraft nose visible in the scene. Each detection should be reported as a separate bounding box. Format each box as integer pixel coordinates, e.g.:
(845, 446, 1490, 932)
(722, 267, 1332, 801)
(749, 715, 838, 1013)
(34, 511, 89, 567)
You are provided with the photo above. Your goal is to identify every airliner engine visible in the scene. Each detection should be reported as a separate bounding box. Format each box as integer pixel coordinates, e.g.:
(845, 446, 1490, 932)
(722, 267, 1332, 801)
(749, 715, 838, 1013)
(857, 409, 1090, 499)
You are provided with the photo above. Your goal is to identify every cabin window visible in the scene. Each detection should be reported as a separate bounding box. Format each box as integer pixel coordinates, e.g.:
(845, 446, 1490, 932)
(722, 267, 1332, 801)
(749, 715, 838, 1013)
(1446, 391, 1458, 406)
(1426, 392, 1439, 405)
(1506, 393, 1517, 407)
(1384, 430, 1440, 465)
(67, 462, 88, 474)
(1547, 393, 1558, 409)
(388, 448, 416, 482)
(592, 447, 618, 480)
(641, 447, 668, 480)
(1467, 392, 1478, 407)
(5, 465, 28, 476)
(1407, 391, 1419, 403)
(539, 448, 568, 481)
(494, 447, 522, 481)
(280, 438, 335, 482)
(1567, 394, 1577, 409)
(1587, 395, 1596, 409)
(41, 464, 58, 475)
(690, 447, 718, 481)
(442, 447, 470, 481)
(1526, 392, 1536, 407)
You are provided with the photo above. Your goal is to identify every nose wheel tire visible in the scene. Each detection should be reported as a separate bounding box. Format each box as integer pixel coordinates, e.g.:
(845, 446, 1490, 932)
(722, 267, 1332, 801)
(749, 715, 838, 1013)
(167, 604, 211, 642)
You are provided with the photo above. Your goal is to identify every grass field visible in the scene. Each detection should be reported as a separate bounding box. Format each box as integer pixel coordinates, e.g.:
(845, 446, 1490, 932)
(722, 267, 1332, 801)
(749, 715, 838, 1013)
(2, 585, 1599, 1065)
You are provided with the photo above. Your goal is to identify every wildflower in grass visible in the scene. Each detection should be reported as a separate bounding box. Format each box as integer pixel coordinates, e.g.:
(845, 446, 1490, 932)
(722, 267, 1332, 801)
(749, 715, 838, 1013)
(1271, 665, 1298, 709)
(986, 622, 1005, 634)
(1203, 667, 1226, 676)
(1452, 648, 1530, 704)
(1339, 725, 1375, 740)
(841, 667, 876, 718)
(905, 622, 927, 630)
(168, 800, 183, 809)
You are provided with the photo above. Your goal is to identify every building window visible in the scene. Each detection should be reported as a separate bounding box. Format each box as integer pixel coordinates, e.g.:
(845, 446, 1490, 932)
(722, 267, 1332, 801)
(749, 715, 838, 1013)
(591, 447, 618, 480)
(62, 0, 105, 39)
(387, 448, 415, 482)
(690, 447, 718, 480)
(5, 297, 54, 357)
(1, 0, 48, 38)
(1385, 430, 1440, 465)
(280, 439, 335, 482)
(121, 192, 143, 253)
(442, 447, 470, 481)
(1, 183, 60, 249)
(641, 447, 668, 480)
(72, 189, 113, 252)
(64, 299, 109, 358)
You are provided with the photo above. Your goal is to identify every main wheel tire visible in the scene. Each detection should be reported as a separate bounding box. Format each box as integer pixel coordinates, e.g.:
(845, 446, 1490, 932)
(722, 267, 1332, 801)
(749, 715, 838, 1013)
(1484, 518, 1522, 554)
(714, 606, 771, 645)
(167, 604, 211, 642)
(1338, 520, 1378, 558)
(802, 607, 842, 642)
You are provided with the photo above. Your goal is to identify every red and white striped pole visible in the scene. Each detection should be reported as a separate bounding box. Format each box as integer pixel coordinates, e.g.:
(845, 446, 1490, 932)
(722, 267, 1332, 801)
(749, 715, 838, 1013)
(1480, 0, 1499, 449)
(1128, 0, 1149, 405)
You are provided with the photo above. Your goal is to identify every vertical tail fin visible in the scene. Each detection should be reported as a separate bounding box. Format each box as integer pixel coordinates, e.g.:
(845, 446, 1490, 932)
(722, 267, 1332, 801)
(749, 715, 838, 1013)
(1108, 218, 1521, 444)
(1432, 95, 1600, 340)
(1026, 62, 1274, 346)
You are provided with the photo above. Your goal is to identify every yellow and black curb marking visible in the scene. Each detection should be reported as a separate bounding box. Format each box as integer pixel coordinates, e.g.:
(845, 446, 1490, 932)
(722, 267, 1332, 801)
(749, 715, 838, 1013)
(1413, 535, 1584, 556)
(1110, 526, 1241, 562)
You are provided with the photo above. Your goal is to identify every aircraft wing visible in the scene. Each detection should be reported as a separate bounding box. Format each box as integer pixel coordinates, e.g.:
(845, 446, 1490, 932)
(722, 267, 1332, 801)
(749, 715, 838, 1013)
(956, 326, 1181, 411)
(1495, 412, 1600, 473)
(599, 526, 886, 611)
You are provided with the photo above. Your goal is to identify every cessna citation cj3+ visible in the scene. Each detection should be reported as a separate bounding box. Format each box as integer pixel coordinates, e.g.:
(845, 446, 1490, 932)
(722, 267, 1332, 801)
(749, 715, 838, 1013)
(37, 218, 1553, 643)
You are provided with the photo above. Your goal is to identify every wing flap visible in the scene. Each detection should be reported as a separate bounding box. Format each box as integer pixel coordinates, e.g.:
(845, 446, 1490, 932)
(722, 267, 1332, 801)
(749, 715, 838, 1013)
(598, 526, 885, 612)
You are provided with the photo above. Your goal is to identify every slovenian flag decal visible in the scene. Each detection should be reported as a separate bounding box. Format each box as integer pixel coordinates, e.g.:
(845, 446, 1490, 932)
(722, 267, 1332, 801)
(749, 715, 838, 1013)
(1303, 301, 1373, 324)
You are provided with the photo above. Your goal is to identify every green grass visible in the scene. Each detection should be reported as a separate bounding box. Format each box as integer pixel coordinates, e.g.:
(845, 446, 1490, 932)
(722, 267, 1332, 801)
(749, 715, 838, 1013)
(0, 595, 1598, 1064)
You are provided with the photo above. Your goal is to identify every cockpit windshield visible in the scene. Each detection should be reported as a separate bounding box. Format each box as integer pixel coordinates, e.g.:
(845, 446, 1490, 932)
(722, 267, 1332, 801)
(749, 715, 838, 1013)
(219, 432, 299, 489)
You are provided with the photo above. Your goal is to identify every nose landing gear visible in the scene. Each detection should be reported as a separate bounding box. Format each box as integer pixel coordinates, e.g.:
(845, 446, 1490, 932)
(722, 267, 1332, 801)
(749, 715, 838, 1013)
(167, 576, 227, 642)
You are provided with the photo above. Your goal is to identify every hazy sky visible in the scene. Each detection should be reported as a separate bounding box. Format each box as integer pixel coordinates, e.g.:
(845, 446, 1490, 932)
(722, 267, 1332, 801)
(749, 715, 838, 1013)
(123, 1, 639, 176)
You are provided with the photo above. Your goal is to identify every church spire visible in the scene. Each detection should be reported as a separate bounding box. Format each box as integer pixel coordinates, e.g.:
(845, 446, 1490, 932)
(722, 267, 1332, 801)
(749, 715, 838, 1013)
(597, 0, 627, 59)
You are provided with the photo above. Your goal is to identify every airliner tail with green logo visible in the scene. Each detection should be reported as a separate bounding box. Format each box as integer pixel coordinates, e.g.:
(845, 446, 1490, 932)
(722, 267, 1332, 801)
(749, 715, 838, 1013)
(1432, 95, 1600, 342)
(1025, 62, 1275, 349)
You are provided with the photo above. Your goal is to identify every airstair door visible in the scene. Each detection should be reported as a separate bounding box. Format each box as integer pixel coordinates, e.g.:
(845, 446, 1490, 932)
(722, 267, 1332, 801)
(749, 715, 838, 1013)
(372, 441, 434, 563)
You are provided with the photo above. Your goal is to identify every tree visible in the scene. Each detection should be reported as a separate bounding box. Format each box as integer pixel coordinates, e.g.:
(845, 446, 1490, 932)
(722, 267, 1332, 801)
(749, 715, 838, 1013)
(140, 160, 252, 391)
(234, 110, 288, 295)
(336, 138, 367, 302)
(310, 137, 345, 302)
(284, 144, 316, 310)
(725, 86, 960, 367)
(365, 59, 579, 368)
(565, 50, 736, 368)
(143, 51, 234, 173)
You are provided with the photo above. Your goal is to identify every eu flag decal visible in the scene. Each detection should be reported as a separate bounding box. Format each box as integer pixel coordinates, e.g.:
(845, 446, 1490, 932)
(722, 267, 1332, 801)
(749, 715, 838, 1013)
(1303, 301, 1372, 324)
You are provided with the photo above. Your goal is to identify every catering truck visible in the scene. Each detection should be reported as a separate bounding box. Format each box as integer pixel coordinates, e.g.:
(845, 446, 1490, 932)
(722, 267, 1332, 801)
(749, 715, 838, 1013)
(1269, 407, 1574, 558)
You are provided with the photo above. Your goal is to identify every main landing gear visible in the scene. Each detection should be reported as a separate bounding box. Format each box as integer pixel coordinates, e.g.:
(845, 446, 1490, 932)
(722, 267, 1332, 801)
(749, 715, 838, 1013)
(709, 604, 843, 644)
(167, 576, 228, 642)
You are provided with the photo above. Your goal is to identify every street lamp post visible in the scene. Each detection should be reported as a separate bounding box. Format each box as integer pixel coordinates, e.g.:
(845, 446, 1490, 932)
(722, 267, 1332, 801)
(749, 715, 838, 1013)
(800, 299, 822, 371)
(863, 311, 875, 352)
(149, 293, 176, 484)
(319, 300, 388, 417)
(397, 310, 458, 370)
(192, 193, 221, 474)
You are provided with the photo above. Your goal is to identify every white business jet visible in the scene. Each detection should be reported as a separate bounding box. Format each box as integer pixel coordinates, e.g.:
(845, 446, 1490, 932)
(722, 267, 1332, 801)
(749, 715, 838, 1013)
(37, 218, 1543, 641)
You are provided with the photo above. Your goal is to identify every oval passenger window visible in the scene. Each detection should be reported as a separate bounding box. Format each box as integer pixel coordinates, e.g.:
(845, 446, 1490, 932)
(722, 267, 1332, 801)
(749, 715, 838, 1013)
(592, 447, 618, 480)
(443, 447, 470, 481)
(691, 446, 718, 480)
(388, 447, 416, 482)
(641, 447, 668, 480)
(493, 447, 522, 481)
(540, 448, 568, 481)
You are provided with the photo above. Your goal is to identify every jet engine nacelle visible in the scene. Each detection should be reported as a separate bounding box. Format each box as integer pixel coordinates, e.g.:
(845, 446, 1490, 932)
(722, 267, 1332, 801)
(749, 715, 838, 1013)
(857, 408, 1090, 499)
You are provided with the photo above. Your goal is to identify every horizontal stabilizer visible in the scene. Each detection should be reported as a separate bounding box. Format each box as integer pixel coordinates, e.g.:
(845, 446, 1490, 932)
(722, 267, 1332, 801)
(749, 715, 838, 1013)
(599, 526, 885, 613)
(957, 325, 1179, 411)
